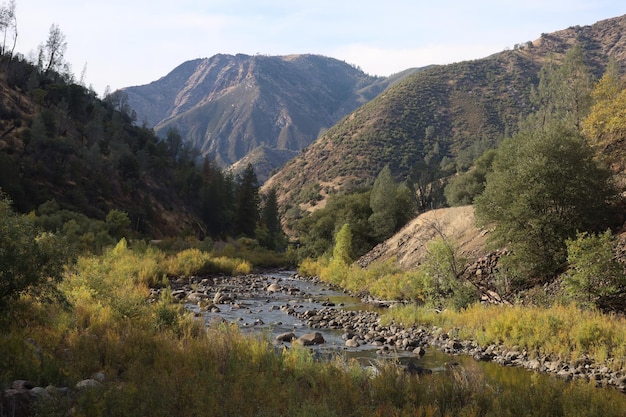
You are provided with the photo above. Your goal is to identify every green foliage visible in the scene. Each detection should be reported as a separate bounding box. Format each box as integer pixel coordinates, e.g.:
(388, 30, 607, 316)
(234, 164, 260, 238)
(105, 209, 131, 240)
(257, 188, 287, 250)
(368, 165, 417, 241)
(332, 223, 353, 265)
(526, 45, 594, 132)
(295, 190, 375, 260)
(444, 149, 496, 206)
(475, 124, 617, 282)
(33, 200, 116, 253)
(0, 57, 287, 244)
(0, 195, 70, 307)
(368, 165, 398, 240)
(563, 230, 626, 309)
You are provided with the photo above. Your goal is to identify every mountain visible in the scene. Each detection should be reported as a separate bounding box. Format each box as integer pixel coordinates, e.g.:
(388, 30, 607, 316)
(263, 14, 626, 219)
(123, 54, 416, 177)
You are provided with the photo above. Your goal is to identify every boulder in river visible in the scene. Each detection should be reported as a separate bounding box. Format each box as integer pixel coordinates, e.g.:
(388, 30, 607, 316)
(295, 332, 325, 346)
(275, 332, 296, 342)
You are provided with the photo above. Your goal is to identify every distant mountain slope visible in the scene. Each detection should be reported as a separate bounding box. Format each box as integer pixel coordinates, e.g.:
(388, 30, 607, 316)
(264, 14, 626, 216)
(123, 54, 415, 173)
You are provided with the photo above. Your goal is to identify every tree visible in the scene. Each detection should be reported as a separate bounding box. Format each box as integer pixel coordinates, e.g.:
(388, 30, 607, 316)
(0, 194, 70, 307)
(369, 165, 416, 242)
(234, 164, 260, 238)
(333, 223, 352, 265)
(562, 230, 626, 309)
(0, 0, 17, 58)
(526, 46, 594, 132)
(369, 165, 398, 241)
(474, 125, 617, 282)
(581, 59, 626, 151)
(258, 188, 285, 250)
(444, 149, 496, 206)
(38, 23, 67, 74)
(106, 209, 131, 241)
(410, 157, 445, 212)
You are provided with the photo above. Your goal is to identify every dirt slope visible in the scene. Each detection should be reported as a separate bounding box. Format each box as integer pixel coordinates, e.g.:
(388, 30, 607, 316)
(358, 206, 489, 270)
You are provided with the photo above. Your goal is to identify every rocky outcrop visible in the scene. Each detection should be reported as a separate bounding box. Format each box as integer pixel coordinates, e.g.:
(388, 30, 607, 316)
(1, 374, 104, 417)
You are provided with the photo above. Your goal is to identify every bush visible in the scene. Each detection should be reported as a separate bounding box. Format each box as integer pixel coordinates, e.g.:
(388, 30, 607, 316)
(0, 195, 71, 307)
(562, 230, 626, 309)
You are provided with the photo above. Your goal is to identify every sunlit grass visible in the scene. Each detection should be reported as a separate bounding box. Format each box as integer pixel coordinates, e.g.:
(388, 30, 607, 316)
(3, 244, 626, 416)
(383, 302, 626, 371)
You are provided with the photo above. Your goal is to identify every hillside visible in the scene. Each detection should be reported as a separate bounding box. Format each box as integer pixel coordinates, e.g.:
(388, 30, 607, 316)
(123, 54, 415, 179)
(264, 14, 626, 218)
(0, 57, 206, 238)
(357, 205, 488, 270)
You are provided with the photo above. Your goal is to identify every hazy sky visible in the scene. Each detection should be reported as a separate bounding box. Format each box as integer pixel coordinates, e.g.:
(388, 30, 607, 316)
(14, 1, 626, 96)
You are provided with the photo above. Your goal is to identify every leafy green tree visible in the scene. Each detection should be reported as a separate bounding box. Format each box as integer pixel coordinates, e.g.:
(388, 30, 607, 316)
(419, 237, 474, 309)
(369, 165, 416, 242)
(444, 149, 496, 206)
(394, 181, 416, 228)
(0, 195, 70, 307)
(475, 125, 617, 282)
(333, 223, 352, 265)
(295, 190, 374, 259)
(562, 230, 626, 309)
(106, 209, 131, 241)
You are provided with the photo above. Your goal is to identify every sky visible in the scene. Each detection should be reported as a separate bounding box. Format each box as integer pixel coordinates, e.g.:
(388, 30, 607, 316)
(13, 0, 626, 97)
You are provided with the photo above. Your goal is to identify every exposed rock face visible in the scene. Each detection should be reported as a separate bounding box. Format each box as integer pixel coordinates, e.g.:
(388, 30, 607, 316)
(123, 54, 400, 180)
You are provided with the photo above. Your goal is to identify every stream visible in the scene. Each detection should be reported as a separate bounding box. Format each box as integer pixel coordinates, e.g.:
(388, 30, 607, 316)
(179, 270, 626, 411)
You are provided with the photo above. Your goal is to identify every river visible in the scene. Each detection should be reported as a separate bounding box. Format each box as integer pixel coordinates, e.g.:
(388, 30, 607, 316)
(182, 270, 626, 412)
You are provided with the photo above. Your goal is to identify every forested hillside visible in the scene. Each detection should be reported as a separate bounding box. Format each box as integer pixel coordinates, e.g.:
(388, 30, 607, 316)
(0, 52, 283, 249)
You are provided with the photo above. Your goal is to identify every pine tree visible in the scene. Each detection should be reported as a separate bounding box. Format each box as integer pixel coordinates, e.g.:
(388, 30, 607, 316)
(234, 164, 260, 238)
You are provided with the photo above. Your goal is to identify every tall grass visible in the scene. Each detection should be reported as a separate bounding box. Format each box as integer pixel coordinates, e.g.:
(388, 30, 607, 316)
(303, 255, 626, 373)
(2, 244, 626, 416)
(383, 303, 626, 370)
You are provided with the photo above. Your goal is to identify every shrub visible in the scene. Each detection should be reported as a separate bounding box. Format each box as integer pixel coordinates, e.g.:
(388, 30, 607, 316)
(562, 230, 626, 309)
(0, 195, 71, 308)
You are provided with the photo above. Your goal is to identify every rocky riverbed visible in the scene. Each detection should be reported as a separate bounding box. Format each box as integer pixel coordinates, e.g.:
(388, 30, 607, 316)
(160, 271, 626, 394)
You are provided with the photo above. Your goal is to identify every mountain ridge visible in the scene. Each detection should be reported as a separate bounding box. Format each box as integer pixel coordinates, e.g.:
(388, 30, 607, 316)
(123, 54, 415, 179)
(263, 14, 626, 222)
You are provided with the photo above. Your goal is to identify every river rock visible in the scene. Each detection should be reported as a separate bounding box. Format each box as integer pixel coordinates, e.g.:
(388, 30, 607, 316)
(76, 379, 102, 390)
(295, 332, 325, 346)
(267, 283, 281, 293)
(1, 388, 32, 417)
(413, 346, 426, 357)
(276, 332, 296, 342)
(345, 338, 360, 348)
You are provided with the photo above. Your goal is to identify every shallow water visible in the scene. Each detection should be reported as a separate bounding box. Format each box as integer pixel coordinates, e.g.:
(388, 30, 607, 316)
(185, 270, 626, 412)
